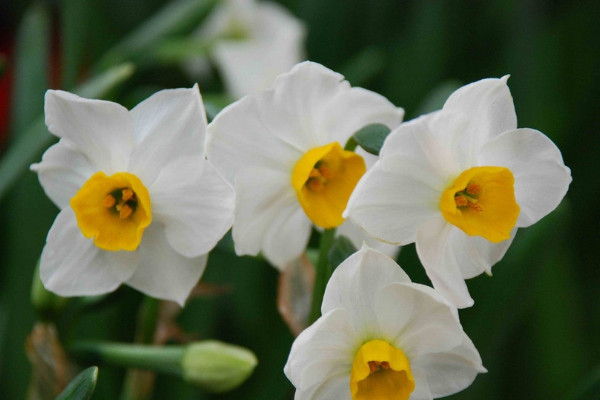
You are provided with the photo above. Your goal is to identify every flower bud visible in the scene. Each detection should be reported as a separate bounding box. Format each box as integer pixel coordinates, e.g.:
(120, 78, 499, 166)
(181, 340, 258, 393)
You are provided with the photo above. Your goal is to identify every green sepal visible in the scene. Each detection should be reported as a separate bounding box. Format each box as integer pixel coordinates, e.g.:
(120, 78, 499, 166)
(352, 123, 392, 155)
(328, 235, 358, 270)
(56, 366, 98, 400)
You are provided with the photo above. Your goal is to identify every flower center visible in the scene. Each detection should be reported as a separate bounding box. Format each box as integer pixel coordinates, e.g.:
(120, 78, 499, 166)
(70, 171, 152, 251)
(440, 166, 519, 243)
(350, 340, 415, 400)
(291, 142, 366, 228)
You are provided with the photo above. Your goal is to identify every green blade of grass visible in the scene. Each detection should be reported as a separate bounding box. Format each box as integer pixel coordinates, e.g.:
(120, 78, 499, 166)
(11, 1, 49, 136)
(56, 366, 99, 400)
(96, 0, 219, 71)
(62, 0, 92, 89)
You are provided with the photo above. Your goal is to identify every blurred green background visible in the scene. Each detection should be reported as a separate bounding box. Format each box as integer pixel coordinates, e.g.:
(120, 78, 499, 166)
(1, 0, 599, 399)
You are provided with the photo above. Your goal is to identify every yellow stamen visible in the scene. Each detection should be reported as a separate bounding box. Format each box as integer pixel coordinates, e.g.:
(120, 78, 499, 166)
(440, 166, 519, 243)
(350, 340, 415, 400)
(70, 172, 152, 251)
(291, 142, 366, 228)
(103, 194, 116, 208)
(119, 204, 133, 219)
(307, 177, 324, 192)
(121, 188, 134, 201)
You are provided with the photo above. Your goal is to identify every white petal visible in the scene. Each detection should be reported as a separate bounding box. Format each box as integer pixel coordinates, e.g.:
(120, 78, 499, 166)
(379, 112, 464, 179)
(375, 282, 463, 358)
(232, 166, 311, 270)
(40, 208, 138, 296)
(44, 90, 132, 173)
(416, 216, 516, 308)
(206, 94, 304, 183)
(31, 139, 95, 208)
(410, 367, 433, 400)
(125, 224, 208, 306)
(442, 76, 517, 158)
(345, 161, 441, 246)
(129, 85, 206, 185)
(212, 2, 306, 98)
(336, 219, 399, 259)
(321, 245, 411, 337)
(207, 61, 402, 182)
(478, 128, 572, 227)
(446, 227, 516, 279)
(284, 308, 356, 391)
(417, 333, 485, 398)
(150, 156, 234, 258)
(294, 371, 351, 400)
(415, 216, 474, 308)
(317, 85, 404, 146)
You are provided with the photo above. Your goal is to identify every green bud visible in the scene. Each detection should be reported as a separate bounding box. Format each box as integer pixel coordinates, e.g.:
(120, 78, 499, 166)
(31, 259, 68, 318)
(181, 340, 258, 393)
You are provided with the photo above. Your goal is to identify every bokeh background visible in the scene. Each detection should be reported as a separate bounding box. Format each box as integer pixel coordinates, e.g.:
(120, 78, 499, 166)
(1, 0, 599, 399)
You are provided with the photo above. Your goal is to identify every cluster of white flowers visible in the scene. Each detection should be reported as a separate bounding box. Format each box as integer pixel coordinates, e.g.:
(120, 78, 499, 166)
(32, 3, 570, 396)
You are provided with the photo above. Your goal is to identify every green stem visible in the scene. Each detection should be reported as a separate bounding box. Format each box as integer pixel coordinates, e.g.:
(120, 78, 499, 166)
(71, 342, 185, 376)
(120, 297, 161, 400)
(309, 228, 336, 324)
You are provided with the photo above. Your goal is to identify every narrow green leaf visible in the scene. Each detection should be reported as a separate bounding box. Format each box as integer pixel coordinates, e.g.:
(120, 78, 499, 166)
(352, 123, 392, 155)
(414, 80, 462, 116)
(62, 0, 92, 89)
(56, 366, 98, 400)
(328, 235, 358, 269)
(0, 63, 135, 200)
(96, 0, 219, 71)
(11, 1, 49, 136)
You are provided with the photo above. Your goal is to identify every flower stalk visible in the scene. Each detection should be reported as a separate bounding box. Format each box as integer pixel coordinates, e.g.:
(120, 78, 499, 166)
(309, 228, 336, 323)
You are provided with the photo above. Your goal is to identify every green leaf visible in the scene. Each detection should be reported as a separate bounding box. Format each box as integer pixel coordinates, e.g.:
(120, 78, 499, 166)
(0, 63, 135, 200)
(352, 123, 392, 155)
(62, 0, 92, 89)
(56, 366, 98, 400)
(96, 0, 219, 71)
(328, 235, 358, 270)
(11, 1, 49, 136)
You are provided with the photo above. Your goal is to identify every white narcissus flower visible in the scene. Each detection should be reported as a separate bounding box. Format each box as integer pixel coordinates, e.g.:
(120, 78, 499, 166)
(32, 86, 235, 305)
(284, 245, 485, 400)
(188, 0, 306, 98)
(206, 61, 404, 270)
(345, 77, 572, 308)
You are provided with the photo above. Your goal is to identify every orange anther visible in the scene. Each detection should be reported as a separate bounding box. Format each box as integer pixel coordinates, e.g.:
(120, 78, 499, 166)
(119, 204, 133, 219)
(380, 361, 391, 370)
(317, 164, 334, 179)
(368, 361, 379, 373)
(103, 195, 116, 208)
(466, 183, 481, 195)
(121, 188, 134, 201)
(309, 168, 321, 178)
(467, 202, 483, 212)
(307, 177, 324, 192)
(455, 195, 468, 207)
